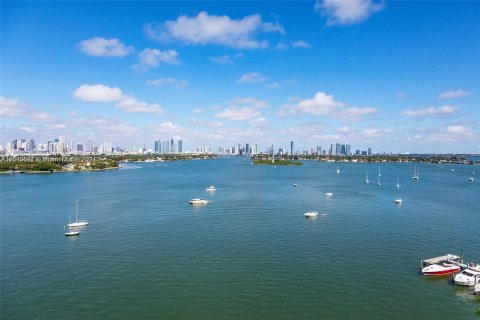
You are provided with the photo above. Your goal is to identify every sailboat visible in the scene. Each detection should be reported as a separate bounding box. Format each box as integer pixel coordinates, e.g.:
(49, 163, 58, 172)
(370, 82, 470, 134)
(67, 200, 88, 227)
(378, 167, 381, 177)
(396, 176, 400, 189)
(365, 170, 370, 184)
(377, 174, 381, 186)
(65, 217, 80, 236)
(412, 165, 419, 180)
(336, 167, 340, 174)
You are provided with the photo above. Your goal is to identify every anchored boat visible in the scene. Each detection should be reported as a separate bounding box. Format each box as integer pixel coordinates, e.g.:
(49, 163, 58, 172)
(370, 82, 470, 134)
(420, 254, 462, 276)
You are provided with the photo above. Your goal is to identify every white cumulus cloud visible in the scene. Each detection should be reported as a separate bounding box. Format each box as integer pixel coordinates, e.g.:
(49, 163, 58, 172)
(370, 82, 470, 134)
(145, 11, 284, 49)
(0, 96, 28, 118)
(77, 37, 133, 57)
(401, 105, 457, 117)
(73, 84, 164, 116)
(73, 84, 124, 102)
(439, 89, 471, 99)
(237, 72, 267, 83)
(146, 77, 188, 89)
(315, 0, 385, 26)
(279, 91, 377, 122)
(132, 49, 179, 72)
(292, 40, 311, 48)
(215, 97, 268, 121)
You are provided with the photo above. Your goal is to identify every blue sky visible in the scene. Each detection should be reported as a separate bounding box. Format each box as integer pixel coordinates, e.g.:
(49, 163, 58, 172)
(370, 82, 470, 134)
(1, 1, 479, 153)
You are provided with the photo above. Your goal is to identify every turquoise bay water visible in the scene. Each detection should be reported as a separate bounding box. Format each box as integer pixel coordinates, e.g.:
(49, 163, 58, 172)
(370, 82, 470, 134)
(1, 159, 479, 319)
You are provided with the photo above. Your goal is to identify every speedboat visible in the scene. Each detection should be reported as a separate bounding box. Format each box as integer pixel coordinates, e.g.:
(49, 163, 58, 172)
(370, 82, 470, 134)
(325, 192, 333, 197)
(304, 211, 318, 218)
(469, 176, 474, 182)
(293, 184, 298, 187)
(206, 185, 216, 192)
(394, 198, 402, 204)
(189, 198, 208, 205)
(454, 265, 480, 286)
(421, 261, 461, 276)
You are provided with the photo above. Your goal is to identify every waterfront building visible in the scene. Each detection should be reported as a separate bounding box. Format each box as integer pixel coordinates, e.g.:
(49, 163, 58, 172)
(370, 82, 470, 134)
(154, 140, 161, 154)
(162, 141, 170, 154)
(76, 144, 83, 153)
(178, 140, 183, 153)
(290, 141, 294, 155)
(368, 147, 372, 156)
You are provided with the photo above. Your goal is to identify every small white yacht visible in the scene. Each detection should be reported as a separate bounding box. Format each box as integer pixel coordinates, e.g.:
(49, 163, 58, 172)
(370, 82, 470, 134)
(206, 185, 216, 192)
(293, 183, 298, 187)
(469, 176, 474, 182)
(304, 211, 318, 218)
(394, 198, 402, 204)
(325, 192, 333, 197)
(67, 201, 88, 227)
(454, 264, 480, 286)
(189, 198, 208, 205)
(65, 227, 80, 237)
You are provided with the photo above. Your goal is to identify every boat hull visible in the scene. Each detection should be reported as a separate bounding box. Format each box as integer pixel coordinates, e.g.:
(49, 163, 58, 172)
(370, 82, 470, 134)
(421, 264, 461, 276)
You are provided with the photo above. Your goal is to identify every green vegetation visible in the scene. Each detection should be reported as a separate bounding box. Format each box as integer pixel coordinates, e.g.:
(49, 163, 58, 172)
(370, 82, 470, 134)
(253, 159, 303, 165)
(0, 153, 217, 173)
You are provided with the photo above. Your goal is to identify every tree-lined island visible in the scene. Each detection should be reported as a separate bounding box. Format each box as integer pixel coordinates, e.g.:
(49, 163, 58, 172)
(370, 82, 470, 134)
(0, 153, 477, 173)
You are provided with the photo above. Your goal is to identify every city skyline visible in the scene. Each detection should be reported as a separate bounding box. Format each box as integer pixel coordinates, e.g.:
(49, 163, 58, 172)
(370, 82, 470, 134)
(1, 1, 479, 153)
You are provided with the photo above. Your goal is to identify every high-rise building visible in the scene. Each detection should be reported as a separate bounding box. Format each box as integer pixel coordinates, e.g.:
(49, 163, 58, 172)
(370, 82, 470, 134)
(104, 142, 112, 154)
(162, 141, 170, 154)
(178, 140, 183, 153)
(290, 141, 294, 155)
(245, 143, 250, 155)
(28, 139, 35, 152)
(86, 140, 92, 153)
(154, 140, 161, 154)
(345, 144, 351, 155)
(76, 144, 84, 153)
(316, 146, 322, 155)
(368, 147, 372, 156)
(170, 139, 175, 153)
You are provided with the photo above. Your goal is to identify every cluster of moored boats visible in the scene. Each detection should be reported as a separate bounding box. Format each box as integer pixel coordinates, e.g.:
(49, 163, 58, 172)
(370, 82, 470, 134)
(65, 200, 88, 237)
(421, 254, 480, 294)
(188, 185, 216, 205)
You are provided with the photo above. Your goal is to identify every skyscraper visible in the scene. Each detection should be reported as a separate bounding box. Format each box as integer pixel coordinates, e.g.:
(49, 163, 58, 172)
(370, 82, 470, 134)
(162, 141, 170, 154)
(154, 140, 161, 154)
(178, 140, 183, 153)
(245, 143, 250, 155)
(290, 141, 294, 155)
(170, 139, 175, 153)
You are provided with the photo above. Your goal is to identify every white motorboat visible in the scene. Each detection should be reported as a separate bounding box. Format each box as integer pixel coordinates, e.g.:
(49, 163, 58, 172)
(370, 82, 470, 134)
(67, 200, 88, 227)
(293, 183, 298, 187)
(454, 264, 480, 286)
(325, 192, 333, 197)
(304, 211, 318, 218)
(206, 185, 216, 192)
(469, 176, 474, 182)
(394, 198, 402, 204)
(421, 261, 461, 276)
(189, 198, 208, 205)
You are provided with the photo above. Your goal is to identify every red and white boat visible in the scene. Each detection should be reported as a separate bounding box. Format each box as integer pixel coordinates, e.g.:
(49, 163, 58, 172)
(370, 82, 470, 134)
(421, 261, 461, 276)
(420, 254, 462, 276)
